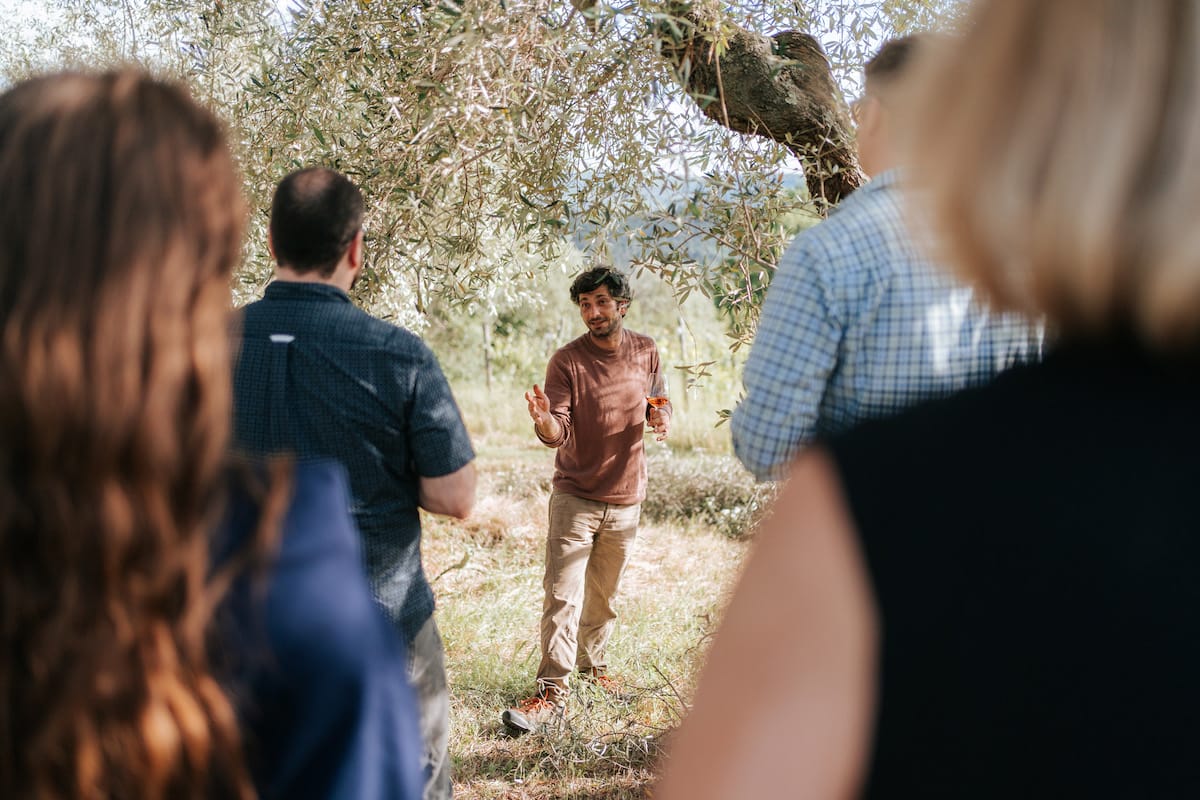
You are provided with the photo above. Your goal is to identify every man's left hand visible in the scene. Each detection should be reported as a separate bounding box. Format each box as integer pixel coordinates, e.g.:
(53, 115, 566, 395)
(648, 406, 671, 442)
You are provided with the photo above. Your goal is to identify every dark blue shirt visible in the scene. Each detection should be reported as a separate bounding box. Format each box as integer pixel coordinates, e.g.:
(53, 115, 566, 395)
(216, 461, 424, 800)
(232, 282, 475, 642)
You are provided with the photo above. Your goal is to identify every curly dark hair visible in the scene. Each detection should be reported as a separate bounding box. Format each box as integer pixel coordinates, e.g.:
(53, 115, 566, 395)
(0, 71, 265, 799)
(569, 266, 633, 305)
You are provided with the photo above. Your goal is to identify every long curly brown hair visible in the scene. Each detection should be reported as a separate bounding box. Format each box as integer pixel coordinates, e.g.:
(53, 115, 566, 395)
(0, 71, 258, 798)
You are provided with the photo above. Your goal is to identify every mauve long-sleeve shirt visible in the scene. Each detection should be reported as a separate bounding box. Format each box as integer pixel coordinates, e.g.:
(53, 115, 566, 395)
(537, 329, 661, 504)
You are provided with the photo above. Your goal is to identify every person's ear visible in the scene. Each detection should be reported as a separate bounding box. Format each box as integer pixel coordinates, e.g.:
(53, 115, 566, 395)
(267, 230, 276, 261)
(857, 94, 882, 133)
(348, 229, 365, 270)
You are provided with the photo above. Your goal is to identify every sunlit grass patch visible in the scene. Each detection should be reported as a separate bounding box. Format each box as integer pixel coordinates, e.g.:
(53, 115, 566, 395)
(423, 455, 751, 799)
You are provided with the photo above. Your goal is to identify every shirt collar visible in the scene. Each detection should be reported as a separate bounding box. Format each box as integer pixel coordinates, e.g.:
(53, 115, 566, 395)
(263, 280, 352, 304)
(860, 168, 902, 193)
(828, 168, 901, 217)
(579, 329, 627, 357)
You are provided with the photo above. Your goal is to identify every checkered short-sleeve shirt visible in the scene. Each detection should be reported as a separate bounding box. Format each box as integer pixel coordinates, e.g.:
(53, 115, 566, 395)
(233, 281, 475, 642)
(731, 171, 1043, 482)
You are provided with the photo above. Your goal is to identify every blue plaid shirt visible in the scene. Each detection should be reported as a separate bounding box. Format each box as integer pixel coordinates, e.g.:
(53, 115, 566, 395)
(731, 170, 1042, 481)
(233, 281, 475, 642)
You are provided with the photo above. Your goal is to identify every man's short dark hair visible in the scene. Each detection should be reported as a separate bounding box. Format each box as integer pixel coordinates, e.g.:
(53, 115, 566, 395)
(569, 266, 632, 305)
(270, 167, 364, 277)
(865, 34, 924, 88)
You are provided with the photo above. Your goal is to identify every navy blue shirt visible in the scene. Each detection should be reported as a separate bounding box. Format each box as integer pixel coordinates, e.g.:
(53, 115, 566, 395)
(216, 461, 424, 800)
(232, 282, 475, 642)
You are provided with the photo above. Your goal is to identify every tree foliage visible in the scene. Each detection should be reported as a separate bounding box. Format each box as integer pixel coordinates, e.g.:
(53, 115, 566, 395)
(1, 0, 959, 346)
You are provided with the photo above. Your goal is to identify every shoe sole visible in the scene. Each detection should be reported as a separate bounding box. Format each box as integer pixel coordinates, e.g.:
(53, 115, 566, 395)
(501, 710, 537, 734)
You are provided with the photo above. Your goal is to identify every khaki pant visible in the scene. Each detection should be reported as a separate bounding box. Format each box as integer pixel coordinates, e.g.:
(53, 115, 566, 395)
(537, 491, 641, 694)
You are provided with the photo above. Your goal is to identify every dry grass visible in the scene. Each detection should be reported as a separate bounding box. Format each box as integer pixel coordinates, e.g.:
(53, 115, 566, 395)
(422, 455, 751, 799)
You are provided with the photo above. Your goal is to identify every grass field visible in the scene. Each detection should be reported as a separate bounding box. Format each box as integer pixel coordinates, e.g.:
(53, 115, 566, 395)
(421, 383, 766, 798)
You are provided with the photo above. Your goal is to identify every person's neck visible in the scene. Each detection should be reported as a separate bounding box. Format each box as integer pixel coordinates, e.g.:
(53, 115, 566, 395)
(588, 328, 624, 353)
(275, 264, 353, 293)
(861, 131, 901, 181)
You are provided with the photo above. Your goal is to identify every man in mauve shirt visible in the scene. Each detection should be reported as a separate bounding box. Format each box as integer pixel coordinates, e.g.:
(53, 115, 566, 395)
(502, 266, 670, 734)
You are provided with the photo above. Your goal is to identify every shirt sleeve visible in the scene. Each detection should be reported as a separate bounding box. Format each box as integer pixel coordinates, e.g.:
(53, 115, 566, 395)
(405, 342, 476, 478)
(731, 237, 844, 482)
(226, 462, 426, 800)
(536, 350, 572, 448)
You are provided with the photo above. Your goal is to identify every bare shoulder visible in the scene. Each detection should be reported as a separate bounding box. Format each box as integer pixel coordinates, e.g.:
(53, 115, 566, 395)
(655, 448, 876, 800)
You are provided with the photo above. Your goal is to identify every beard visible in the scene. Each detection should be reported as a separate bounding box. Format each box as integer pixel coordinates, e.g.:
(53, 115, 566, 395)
(588, 316, 622, 338)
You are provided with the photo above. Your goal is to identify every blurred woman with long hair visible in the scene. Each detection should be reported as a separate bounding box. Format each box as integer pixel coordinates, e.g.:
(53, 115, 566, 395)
(0, 71, 421, 799)
(659, 1, 1200, 797)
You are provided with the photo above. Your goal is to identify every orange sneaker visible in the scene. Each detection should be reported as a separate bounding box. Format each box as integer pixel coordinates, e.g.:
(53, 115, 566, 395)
(578, 667, 627, 698)
(501, 690, 564, 734)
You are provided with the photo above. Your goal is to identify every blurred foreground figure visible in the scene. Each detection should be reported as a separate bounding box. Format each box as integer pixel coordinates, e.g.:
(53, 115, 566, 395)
(730, 35, 1041, 482)
(0, 71, 422, 799)
(659, 1, 1200, 797)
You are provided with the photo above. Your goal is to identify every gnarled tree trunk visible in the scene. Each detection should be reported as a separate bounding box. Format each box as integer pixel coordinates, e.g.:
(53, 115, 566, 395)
(655, 6, 865, 211)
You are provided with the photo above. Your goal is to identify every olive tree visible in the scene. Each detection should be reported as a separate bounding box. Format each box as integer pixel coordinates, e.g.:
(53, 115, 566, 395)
(0, 0, 958, 349)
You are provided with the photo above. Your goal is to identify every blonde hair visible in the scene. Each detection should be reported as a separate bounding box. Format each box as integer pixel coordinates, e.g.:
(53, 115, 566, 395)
(904, 0, 1200, 344)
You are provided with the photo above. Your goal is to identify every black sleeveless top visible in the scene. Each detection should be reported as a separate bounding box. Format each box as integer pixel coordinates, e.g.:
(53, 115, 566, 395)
(828, 338, 1200, 798)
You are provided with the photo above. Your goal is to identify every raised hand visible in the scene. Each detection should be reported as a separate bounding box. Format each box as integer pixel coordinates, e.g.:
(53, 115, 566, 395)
(525, 384, 552, 427)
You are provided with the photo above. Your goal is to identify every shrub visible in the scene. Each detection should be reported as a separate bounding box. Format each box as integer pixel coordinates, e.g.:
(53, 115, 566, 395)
(486, 452, 773, 539)
(640, 453, 775, 539)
